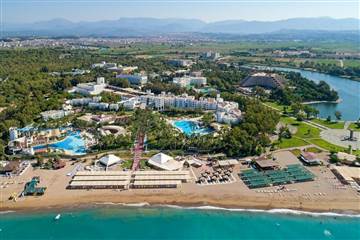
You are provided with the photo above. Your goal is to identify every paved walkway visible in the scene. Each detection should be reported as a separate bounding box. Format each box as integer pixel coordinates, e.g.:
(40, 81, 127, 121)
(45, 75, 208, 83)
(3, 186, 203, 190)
(344, 121, 351, 130)
(304, 120, 328, 130)
(320, 129, 360, 149)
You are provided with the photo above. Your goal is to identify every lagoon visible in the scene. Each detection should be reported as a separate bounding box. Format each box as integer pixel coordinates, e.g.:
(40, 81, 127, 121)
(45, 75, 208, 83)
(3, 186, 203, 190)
(257, 66, 360, 121)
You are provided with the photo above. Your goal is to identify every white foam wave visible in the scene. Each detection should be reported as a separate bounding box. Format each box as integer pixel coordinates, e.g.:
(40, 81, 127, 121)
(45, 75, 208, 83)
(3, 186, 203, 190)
(324, 229, 332, 237)
(0, 210, 16, 215)
(154, 204, 360, 218)
(93, 202, 360, 218)
(94, 202, 150, 207)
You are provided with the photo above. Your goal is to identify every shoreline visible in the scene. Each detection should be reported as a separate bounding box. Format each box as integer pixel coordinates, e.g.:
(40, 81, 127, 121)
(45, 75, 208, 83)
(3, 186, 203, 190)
(2, 152, 359, 219)
(302, 99, 342, 105)
(2, 200, 360, 218)
(2, 193, 360, 216)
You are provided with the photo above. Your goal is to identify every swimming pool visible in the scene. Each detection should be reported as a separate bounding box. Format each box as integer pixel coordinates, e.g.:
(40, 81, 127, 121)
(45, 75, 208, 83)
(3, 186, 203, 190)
(172, 120, 213, 136)
(33, 131, 87, 155)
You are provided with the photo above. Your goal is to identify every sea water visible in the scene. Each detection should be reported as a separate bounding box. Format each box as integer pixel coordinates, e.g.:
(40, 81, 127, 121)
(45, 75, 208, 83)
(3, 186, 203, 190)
(1, 206, 359, 240)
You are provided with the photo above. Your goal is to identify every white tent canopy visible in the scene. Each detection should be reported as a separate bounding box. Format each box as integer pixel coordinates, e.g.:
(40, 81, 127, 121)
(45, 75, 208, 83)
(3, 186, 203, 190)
(149, 153, 173, 164)
(148, 153, 183, 171)
(99, 154, 122, 167)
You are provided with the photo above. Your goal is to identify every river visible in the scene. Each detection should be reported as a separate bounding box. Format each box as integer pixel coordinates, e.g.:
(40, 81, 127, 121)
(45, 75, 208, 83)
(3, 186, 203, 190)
(256, 66, 360, 121)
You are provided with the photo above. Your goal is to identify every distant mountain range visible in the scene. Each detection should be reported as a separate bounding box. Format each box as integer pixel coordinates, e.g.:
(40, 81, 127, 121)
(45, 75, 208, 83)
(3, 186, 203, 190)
(3, 17, 360, 37)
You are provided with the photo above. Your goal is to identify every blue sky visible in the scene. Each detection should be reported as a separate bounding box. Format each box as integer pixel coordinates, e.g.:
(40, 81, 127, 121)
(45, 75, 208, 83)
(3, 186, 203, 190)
(1, 0, 359, 23)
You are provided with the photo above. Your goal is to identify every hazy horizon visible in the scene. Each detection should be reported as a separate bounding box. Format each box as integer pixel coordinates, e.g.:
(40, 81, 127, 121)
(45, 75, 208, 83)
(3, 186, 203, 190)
(5, 16, 360, 25)
(2, 0, 359, 23)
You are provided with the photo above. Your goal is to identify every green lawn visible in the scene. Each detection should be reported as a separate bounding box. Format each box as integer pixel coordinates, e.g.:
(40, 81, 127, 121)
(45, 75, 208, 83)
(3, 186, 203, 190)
(264, 101, 293, 113)
(280, 117, 320, 139)
(293, 123, 321, 139)
(311, 119, 345, 129)
(276, 117, 354, 152)
(276, 117, 316, 148)
(290, 149, 301, 157)
(276, 137, 309, 149)
(280, 116, 297, 125)
(304, 147, 323, 153)
(348, 123, 360, 132)
(307, 139, 347, 153)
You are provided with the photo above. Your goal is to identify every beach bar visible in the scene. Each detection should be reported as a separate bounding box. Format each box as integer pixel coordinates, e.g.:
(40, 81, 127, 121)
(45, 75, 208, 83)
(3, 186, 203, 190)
(254, 159, 280, 171)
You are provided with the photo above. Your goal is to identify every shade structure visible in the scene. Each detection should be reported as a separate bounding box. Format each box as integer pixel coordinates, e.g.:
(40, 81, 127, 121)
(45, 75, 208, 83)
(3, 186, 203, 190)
(99, 154, 122, 167)
(147, 153, 183, 171)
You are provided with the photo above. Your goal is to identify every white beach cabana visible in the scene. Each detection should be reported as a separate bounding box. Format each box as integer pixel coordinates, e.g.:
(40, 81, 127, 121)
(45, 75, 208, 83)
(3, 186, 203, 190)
(99, 154, 122, 168)
(147, 153, 183, 171)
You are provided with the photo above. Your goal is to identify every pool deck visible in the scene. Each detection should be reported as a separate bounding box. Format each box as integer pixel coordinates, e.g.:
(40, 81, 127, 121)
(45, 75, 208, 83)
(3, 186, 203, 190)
(171, 119, 214, 136)
(33, 130, 88, 156)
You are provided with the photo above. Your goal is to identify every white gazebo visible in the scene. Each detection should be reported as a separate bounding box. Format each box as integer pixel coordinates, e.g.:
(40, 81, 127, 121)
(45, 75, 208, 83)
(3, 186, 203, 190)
(99, 154, 122, 168)
(147, 153, 183, 171)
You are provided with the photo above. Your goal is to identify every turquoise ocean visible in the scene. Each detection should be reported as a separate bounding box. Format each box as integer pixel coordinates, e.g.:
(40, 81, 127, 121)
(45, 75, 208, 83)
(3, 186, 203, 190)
(1, 205, 360, 240)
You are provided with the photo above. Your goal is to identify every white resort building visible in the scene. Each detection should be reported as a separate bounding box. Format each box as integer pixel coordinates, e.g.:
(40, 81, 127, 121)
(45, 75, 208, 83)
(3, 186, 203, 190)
(40, 110, 70, 121)
(91, 61, 117, 69)
(140, 92, 242, 124)
(70, 77, 107, 95)
(173, 76, 207, 87)
(116, 74, 148, 85)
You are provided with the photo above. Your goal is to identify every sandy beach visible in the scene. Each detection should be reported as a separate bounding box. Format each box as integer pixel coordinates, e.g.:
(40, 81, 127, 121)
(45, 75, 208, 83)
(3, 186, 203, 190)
(1, 153, 360, 214)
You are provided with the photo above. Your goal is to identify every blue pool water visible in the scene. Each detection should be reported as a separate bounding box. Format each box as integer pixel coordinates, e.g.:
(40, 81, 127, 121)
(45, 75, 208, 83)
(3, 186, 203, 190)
(173, 120, 213, 136)
(33, 131, 86, 155)
(1, 207, 359, 240)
